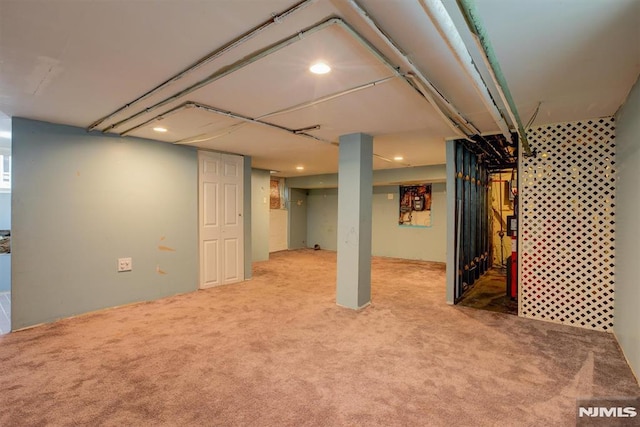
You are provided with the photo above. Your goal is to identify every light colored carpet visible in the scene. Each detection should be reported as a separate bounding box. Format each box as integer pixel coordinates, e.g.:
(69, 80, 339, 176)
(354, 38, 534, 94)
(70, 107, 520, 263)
(0, 249, 637, 426)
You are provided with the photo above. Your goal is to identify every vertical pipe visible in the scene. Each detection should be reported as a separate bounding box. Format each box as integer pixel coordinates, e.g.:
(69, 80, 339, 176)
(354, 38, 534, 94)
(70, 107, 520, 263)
(482, 165, 489, 273)
(482, 165, 488, 273)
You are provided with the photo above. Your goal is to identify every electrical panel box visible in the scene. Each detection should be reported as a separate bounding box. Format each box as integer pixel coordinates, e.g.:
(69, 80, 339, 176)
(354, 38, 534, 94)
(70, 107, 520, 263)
(507, 215, 517, 236)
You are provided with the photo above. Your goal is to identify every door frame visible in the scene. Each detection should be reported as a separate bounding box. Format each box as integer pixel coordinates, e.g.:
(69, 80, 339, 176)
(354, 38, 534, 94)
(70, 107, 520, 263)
(198, 150, 244, 289)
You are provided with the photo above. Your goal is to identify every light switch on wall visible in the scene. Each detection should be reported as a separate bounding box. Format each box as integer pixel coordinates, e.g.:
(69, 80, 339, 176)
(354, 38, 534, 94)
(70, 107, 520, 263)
(388, 193, 394, 200)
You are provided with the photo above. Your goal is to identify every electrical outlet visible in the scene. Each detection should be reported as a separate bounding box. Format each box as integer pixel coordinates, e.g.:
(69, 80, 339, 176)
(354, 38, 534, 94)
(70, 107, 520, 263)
(118, 257, 132, 272)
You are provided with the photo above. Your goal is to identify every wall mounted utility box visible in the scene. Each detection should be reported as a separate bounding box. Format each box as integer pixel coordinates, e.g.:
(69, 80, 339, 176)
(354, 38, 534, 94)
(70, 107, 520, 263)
(118, 257, 132, 272)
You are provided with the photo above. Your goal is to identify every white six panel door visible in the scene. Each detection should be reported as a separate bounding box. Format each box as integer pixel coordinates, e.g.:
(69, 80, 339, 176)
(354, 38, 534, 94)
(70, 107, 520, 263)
(199, 151, 244, 289)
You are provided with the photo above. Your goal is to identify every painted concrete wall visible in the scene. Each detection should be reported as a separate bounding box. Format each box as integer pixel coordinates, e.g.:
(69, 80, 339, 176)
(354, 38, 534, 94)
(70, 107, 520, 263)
(269, 209, 288, 252)
(286, 164, 446, 189)
(11, 118, 198, 330)
(372, 184, 446, 262)
(307, 188, 338, 251)
(251, 169, 270, 262)
(0, 255, 9, 292)
(0, 192, 10, 292)
(614, 77, 640, 380)
(0, 193, 10, 229)
(288, 188, 308, 249)
(306, 184, 447, 262)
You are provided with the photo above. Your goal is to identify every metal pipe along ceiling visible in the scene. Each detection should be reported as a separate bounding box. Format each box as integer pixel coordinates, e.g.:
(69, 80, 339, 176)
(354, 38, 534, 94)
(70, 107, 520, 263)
(196, 75, 399, 141)
(256, 75, 397, 121)
(417, 0, 512, 143)
(86, 0, 315, 132)
(101, 18, 341, 133)
(120, 101, 329, 143)
(122, 75, 398, 144)
(101, 17, 409, 135)
(456, 0, 532, 156)
(345, 0, 480, 138)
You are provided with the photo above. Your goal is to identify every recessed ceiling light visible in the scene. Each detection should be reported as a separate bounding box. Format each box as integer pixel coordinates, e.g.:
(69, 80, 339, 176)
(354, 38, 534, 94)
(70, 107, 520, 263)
(153, 127, 168, 133)
(394, 156, 404, 161)
(270, 170, 279, 174)
(309, 62, 331, 75)
(296, 166, 304, 171)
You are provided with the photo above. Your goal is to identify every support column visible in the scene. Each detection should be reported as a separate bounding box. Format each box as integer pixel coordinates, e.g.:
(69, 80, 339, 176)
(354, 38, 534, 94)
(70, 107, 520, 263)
(336, 133, 373, 309)
(445, 139, 456, 304)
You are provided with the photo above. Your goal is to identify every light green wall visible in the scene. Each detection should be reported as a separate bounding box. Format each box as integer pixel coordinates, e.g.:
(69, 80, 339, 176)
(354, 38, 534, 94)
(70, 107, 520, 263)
(0, 256, 9, 292)
(614, 76, 640, 380)
(306, 184, 447, 262)
(0, 193, 9, 292)
(0, 193, 10, 229)
(288, 188, 308, 249)
(372, 184, 446, 262)
(286, 164, 446, 189)
(251, 169, 270, 262)
(307, 188, 338, 251)
(11, 118, 198, 329)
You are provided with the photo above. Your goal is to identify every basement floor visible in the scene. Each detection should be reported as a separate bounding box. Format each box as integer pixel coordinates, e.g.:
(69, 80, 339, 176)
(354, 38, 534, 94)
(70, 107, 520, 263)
(0, 250, 637, 426)
(0, 292, 10, 334)
(457, 267, 518, 315)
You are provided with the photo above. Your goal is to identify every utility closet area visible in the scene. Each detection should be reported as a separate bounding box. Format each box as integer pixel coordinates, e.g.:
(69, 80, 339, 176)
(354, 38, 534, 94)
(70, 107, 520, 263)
(452, 133, 519, 315)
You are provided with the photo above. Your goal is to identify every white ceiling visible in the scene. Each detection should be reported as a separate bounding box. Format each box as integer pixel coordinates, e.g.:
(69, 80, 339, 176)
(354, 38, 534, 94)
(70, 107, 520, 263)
(0, 0, 638, 176)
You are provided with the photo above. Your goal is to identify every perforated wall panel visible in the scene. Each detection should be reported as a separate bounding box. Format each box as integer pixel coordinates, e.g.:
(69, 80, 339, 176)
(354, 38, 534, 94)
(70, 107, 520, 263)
(519, 117, 615, 332)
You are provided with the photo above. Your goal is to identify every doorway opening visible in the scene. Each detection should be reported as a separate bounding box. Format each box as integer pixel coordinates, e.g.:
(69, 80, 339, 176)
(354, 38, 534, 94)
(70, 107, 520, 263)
(451, 136, 518, 316)
(457, 169, 518, 315)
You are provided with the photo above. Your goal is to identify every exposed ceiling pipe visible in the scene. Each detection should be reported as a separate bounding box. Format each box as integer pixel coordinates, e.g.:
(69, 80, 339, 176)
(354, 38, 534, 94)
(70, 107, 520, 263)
(192, 103, 329, 142)
(334, 20, 472, 140)
(257, 75, 397, 120)
(122, 76, 398, 146)
(87, 0, 315, 132)
(404, 73, 472, 139)
(120, 101, 329, 143)
(344, 0, 480, 138)
(180, 76, 399, 144)
(462, 138, 493, 160)
(330, 141, 412, 167)
(102, 18, 341, 133)
(456, 0, 532, 156)
(417, 0, 512, 143)
(102, 18, 408, 134)
(473, 135, 505, 161)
